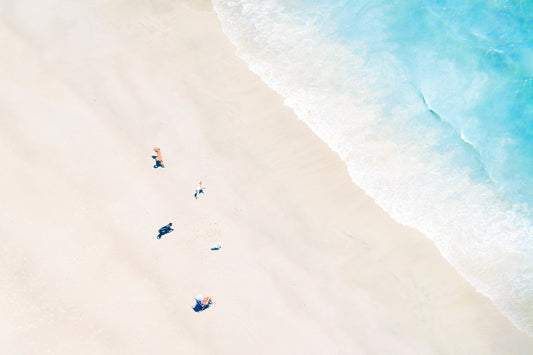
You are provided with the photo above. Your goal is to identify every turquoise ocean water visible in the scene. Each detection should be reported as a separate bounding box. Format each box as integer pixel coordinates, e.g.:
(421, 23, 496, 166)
(212, 0, 533, 334)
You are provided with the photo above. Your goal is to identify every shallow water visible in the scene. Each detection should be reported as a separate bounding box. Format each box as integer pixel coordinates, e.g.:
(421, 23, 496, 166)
(212, 0, 533, 335)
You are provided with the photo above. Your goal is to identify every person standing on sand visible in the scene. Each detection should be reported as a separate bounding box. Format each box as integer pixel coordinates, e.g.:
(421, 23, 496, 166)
(153, 147, 165, 168)
(194, 181, 205, 199)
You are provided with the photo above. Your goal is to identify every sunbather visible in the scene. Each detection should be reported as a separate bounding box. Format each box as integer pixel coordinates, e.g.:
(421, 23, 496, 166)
(201, 296, 213, 306)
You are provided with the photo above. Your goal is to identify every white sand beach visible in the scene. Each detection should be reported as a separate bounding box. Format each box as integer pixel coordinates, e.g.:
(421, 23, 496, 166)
(1, 0, 532, 353)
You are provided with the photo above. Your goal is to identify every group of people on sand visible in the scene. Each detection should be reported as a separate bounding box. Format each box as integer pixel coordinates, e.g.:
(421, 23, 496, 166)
(153, 147, 214, 310)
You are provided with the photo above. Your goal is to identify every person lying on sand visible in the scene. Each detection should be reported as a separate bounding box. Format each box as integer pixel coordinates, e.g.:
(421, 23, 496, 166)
(201, 296, 213, 306)
(193, 295, 214, 312)
(153, 147, 165, 168)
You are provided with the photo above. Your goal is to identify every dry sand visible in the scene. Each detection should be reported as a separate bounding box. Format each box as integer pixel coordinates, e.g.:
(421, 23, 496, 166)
(1, 0, 532, 353)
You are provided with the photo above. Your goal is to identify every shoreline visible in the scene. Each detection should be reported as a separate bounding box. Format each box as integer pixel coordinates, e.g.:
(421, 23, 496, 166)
(212, 0, 533, 339)
(1, 0, 532, 353)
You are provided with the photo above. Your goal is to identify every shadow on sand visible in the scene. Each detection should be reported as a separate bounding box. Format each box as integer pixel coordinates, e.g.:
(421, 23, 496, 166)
(152, 155, 164, 168)
(192, 302, 211, 313)
(157, 226, 174, 239)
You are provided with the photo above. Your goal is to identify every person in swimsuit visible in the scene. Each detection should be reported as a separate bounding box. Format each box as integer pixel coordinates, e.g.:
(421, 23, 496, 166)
(201, 296, 213, 306)
(153, 147, 165, 168)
